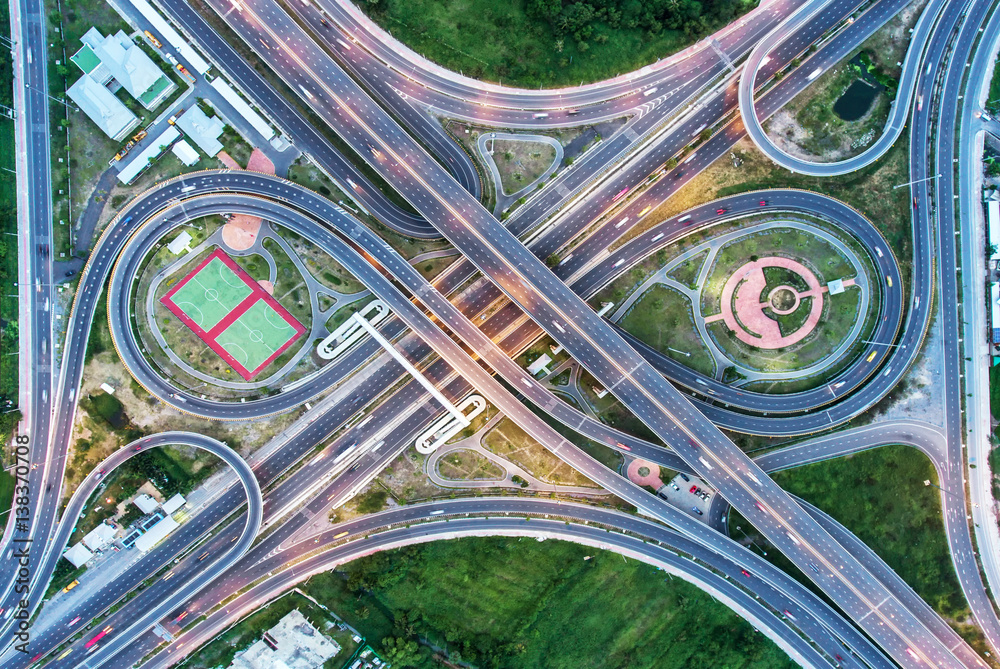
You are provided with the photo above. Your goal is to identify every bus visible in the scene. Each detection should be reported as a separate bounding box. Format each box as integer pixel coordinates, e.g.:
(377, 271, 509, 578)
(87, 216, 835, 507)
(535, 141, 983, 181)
(85, 627, 112, 649)
(612, 187, 629, 202)
(63, 580, 80, 593)
(333, 531, 350, 540)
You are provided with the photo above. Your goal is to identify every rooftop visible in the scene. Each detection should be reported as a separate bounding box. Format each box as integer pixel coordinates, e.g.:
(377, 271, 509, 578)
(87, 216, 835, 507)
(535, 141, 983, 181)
(175, 106, 225, 157)
(79, 27, 175, 109)
(67, 75, 139, 141)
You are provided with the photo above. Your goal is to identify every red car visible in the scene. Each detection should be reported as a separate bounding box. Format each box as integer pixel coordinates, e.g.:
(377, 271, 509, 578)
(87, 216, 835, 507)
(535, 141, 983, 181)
(716, 208, 727, 215)
(759, 200, 767, 206)
(615, 442, 631, 451)
(134, 445, 142, 451)
(690, 485, 698, 494)
(741, 569, 751, 577)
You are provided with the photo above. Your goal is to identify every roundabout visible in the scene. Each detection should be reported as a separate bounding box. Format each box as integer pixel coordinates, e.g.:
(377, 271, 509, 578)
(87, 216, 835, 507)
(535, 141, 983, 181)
(610, 216, 876, 391)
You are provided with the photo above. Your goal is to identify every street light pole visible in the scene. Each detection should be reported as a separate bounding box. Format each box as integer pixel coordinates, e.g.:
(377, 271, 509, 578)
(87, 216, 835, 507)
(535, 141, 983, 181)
(861, 339, 905, 349)
(893, 173, 943, 189)
(924, 479, 961, 499)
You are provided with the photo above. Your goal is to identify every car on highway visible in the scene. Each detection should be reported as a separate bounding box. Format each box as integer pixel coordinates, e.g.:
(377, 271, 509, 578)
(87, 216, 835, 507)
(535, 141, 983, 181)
(96, 469, 106, 479)
(615, 442, 631, 451)
(741, 569, 751, 577)
(716, 208, 727, 215)
(759, 200, 767, 206)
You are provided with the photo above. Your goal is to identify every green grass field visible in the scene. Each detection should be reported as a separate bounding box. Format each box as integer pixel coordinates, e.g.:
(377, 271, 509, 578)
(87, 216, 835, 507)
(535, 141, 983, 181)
(168, 256, 252, 331)
(619, 284, 716, 377)
(770, 445, 969, 621)
(296, 537, 794, 669)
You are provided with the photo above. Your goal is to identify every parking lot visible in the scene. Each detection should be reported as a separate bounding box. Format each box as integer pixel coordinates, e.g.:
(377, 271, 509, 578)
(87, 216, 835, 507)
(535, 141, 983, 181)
(656, 473, 714, 520)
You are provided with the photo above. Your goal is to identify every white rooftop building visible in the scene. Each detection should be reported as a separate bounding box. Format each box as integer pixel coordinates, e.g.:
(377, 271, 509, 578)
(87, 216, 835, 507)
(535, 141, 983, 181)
(66, 75, 139, 141)
(175, 106, 224, 157)
(63, 543, 94, 568)
(167, 230, 193, 255)
(79, 27, 175, 109)
(526, 353, 551, 377)
(171, 139, 200, 166)
(134, 515, 179, 553)
(162, 493, 187, 515)
(989, 200, 1000, 269)
(211, 79, 274, 140)
(229, 609, 341, 669)
(133, 493, 159, 515)
(81, 523, 117, 552)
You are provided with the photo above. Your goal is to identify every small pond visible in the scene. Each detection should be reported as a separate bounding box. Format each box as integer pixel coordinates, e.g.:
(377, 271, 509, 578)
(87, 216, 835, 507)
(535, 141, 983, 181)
(833, 79, 881, 121)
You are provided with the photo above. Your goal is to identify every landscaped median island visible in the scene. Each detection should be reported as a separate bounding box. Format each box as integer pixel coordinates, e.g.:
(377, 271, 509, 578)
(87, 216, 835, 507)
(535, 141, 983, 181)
(731, 445, 993, 654)
(763, 0, 926, 163)
(130, 215, 372, 399)
(606, 215, 878, 393)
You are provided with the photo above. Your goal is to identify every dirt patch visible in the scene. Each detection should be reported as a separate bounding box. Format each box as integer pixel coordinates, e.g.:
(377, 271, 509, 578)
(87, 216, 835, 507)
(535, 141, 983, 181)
(437, 449, 505, 481)
(66, 351, 303, 497)
(489, 139, 556, 195)
(482, 418, 598, 488)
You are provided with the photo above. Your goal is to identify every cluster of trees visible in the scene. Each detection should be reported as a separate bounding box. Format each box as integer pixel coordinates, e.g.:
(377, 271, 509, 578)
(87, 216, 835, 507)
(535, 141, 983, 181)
(526, 0, 756, 45)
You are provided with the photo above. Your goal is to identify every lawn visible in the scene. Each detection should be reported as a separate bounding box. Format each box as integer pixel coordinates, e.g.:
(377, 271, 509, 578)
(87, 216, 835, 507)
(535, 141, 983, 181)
(356, 0, 756, 88)
(576, 369, 663, 446)
(666, 250, 708, 289)
(307, 537, 796, 668)
(0, 468, 13, 525)
(262, 237, 313, 331)
(695, 226, 869, 376)
(277, 227, 368, 294)
(701, 228, 856, 315)
(768, 445, 969, 621)
(0, 0, 18, 438)
(619, 284, 716, 377)
(618, 134, 912, 293)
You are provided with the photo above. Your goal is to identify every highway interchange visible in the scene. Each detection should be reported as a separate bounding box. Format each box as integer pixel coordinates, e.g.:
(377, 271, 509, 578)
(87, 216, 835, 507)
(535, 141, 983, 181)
(5, 0, 1000, 666)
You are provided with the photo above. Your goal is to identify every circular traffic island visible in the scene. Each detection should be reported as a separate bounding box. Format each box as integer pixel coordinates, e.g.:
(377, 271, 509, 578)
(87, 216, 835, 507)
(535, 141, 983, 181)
(612, 217, 880, 394)
(699, 225, 876, 389)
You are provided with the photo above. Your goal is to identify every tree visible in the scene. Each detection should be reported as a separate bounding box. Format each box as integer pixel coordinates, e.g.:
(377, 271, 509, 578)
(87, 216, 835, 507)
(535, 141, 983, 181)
(545, 253, 560, 267)
(381, 637, 421, 666)
(698, 127, 712, 143)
